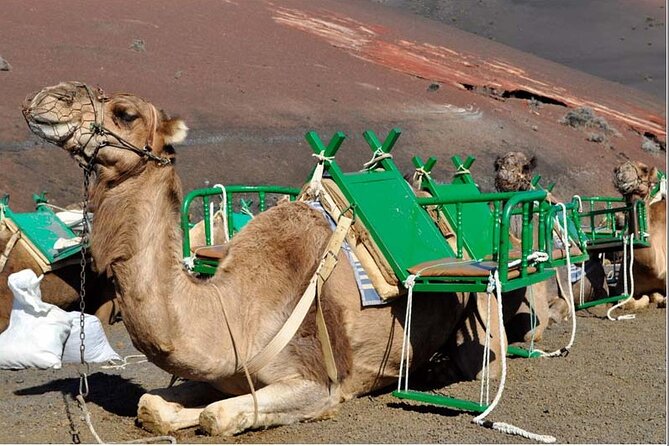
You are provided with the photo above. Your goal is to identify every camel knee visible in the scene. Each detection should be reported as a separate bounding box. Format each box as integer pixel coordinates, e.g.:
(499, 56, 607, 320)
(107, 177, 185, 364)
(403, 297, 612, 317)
(199, 380, 340, 436)
(548, 298, 570, 325)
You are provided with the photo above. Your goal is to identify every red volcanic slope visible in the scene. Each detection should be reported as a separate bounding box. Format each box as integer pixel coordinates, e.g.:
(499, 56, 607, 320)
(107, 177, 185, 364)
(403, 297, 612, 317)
(0, 0, 665, 210)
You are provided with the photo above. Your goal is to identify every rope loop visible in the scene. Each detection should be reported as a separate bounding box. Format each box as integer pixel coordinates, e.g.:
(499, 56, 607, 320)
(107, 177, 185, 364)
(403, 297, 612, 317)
(453, 164, 471, 176)
(362, 149, 393, 169)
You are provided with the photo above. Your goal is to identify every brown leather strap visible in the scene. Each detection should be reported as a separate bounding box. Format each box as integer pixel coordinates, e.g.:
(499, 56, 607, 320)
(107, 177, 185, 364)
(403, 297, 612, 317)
(243, 215, 352, 383)
(0, 226, 20, 273)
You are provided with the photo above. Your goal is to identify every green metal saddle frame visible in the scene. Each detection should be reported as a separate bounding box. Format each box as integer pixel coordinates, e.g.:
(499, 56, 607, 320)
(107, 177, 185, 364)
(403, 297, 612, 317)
(181, 185, 301, 275)
(306, 128, 561, 413)
(422, 154, 590, 268)
(0, 193, 84, 270)
(307, 128, 555, 293)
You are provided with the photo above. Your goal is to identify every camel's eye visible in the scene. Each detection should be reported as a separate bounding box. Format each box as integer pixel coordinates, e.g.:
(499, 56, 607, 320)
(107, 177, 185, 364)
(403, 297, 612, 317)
(113, 106, 139, 124)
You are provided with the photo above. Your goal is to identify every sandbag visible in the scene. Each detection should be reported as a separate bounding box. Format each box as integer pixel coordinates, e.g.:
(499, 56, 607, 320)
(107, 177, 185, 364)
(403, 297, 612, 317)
(62, 312, 121, 364)
(0, 269, 120, 369)
(0, 270, 71, 369)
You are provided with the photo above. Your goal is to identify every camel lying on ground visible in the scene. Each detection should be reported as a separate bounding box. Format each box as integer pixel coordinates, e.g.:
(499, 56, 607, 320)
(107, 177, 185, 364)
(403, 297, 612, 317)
(0, 219, 117, 334)
(23, 81, 508, 436)
(613, 160, 666, 309)
(493, 152, 609, 323)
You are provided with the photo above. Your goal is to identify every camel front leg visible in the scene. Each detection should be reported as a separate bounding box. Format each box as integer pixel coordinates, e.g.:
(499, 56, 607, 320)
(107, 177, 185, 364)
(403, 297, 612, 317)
(137, 380, 223, 434)
(199, 379, 339, 436)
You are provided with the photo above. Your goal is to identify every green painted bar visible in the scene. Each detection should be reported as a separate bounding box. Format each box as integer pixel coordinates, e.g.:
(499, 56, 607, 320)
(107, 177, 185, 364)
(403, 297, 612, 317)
(575, 294, 628, 310)
(392, 390, 488, 413)
(507, 345, 542, 358)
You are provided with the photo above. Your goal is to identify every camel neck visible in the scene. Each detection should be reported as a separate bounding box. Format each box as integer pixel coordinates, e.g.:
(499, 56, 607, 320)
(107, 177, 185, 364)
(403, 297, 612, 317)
(90, 165, 239, 378)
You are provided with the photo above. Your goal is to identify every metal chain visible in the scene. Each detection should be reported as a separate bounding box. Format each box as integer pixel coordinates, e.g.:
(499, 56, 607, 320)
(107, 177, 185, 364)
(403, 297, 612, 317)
(78, 168, 92, 394)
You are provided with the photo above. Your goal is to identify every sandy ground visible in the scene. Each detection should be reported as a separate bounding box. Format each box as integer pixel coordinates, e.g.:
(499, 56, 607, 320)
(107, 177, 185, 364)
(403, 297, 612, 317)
(0, 0, 665, 444)
(0, 304, 665, 444)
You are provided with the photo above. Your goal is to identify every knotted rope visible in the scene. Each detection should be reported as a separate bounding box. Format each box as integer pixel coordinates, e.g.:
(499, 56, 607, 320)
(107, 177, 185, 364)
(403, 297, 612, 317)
(308, 151, 334, 197)
(533, 203, 577, 357)
(472, 270, 556, 443)
(362, 149, 392, 170)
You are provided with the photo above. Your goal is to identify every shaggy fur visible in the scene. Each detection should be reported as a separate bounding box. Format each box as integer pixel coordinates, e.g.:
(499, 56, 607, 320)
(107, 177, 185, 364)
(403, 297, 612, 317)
(494, 151, 537, 193)
(23, 82, 503, 437)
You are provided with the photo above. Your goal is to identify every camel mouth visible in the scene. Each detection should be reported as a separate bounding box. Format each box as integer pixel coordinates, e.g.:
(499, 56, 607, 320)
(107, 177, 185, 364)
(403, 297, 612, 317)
(23, 84, 86, 146)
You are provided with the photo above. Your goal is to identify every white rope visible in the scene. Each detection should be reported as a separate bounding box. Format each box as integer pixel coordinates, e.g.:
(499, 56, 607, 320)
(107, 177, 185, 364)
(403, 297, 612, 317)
(398, 274, 416, 391)
(182, 256, 195, 270)
(212, 183, 230, 243)
(507, 251, 549, 269)
(533, 203, 577, 358)
(75, 394, 176, 444)
(479, 278, 494, 406)
(607, 234, 636, 320)
(308, 151, 333, 197)
(362, 149, 393, 169)
(572, 194, 583, 212)
(100, 355, 148, 370)
(578, 260, 586, 307)
(412, 167, 431, 187)
(472, 270, 556, 443)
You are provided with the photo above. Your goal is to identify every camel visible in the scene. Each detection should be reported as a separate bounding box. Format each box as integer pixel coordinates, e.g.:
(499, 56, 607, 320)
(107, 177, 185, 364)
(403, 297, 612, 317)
(493, 152, 609, 324)
(612, 160, 666, 309)
(0, 217, 118, 334)
(23, 81, 507, 436)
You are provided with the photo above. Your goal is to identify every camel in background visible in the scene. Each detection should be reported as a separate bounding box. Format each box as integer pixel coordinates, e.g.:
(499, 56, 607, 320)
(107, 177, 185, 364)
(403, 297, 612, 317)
(612, 160, 666, 309)
(493, 152, 609, 323)
(23, 81, 506, 436)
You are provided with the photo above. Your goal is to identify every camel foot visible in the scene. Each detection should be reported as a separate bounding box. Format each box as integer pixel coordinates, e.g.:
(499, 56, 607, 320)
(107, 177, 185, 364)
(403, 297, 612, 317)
(621, 295, 650, 311)
(548, 298, 569, 325)
(524, 327, 543, 343)
(650, 292, 666, 307)
(137, 394, 203, 434)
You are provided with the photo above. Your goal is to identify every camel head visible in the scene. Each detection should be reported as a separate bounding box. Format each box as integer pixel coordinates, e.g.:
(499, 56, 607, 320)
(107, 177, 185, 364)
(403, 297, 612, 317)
(22, 81, 188, 173)
(493, 151, 537, 192)
(613, 160, 659, 202)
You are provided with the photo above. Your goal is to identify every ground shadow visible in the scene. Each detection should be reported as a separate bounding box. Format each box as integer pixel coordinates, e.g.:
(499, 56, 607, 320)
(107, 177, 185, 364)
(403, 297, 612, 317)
(14, 372, 146, 417)
(386, 401, 463, 417)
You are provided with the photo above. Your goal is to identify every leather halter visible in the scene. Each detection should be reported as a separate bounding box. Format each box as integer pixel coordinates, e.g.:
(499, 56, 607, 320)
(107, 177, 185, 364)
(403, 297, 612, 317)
(73, 83, 171, 170)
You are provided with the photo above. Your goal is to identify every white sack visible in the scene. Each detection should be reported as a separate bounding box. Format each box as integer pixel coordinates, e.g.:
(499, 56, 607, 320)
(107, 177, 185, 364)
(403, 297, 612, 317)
(0, 270, 71, 369)
(62, 313, 121, 364)
(0, 269, 121, 369)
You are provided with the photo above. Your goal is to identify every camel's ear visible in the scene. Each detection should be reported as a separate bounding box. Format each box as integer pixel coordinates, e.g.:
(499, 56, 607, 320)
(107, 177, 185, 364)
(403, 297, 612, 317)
(528, 155, 537, 171)
(161, 118, 189, 145)
(494, 155, 502, 171)
(648, 166, 658, 182)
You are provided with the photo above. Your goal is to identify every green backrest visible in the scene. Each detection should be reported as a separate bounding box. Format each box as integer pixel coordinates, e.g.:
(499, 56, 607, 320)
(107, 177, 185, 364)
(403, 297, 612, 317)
(430, 182, 496, 260)
(336, 170, 457, 282)
(306, 130, 456, 283)
(3, 205, 82, 264)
